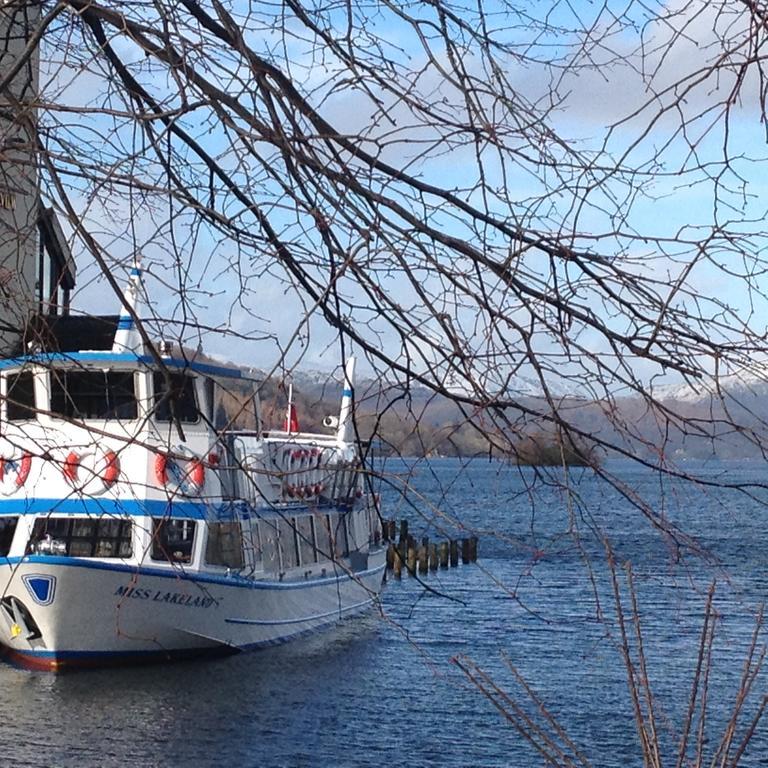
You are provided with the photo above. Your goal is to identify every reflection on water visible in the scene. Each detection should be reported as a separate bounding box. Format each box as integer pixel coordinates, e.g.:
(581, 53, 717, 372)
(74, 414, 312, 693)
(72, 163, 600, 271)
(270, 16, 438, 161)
(2, 459, 768, 767)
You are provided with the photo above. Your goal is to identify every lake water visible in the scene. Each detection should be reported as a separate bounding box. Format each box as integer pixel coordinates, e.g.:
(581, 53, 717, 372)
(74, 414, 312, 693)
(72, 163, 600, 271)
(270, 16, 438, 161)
(1, 458, 767, 766)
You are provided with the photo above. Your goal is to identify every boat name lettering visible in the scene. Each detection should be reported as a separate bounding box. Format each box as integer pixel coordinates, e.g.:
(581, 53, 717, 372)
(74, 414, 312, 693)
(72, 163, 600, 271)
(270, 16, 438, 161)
(114, 585, 218, 608)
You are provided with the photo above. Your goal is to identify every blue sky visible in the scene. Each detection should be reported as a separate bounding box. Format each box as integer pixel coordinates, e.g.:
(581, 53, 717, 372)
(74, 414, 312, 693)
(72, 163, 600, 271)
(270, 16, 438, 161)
(36, 0, 768, 394)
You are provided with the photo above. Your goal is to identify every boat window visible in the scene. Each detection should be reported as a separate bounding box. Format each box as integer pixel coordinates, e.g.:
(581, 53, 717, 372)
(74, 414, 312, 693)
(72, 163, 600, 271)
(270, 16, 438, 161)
(366, 505, 381, 545)
(205, 521, 244, 569)
(278, 517, 300, 570)
(314, 513, 333, 562)
(204, 378, 214, 423)
(323, 513, 349, 560)
(50, 370, 137, 420)
(249, 522, 263, 570)
(6, 372, 36, 421)
(151, 518, 196, 564)
(28, 516, 133, 558)
(0, 516, 18, 556)
(260, 519, 280, 572)
(153, 372, 199, 423)
(295, 515, 316, 566)
(338, 514, 350, 558)
(209, 376, 260, 432)
(346, 512, 358, 552)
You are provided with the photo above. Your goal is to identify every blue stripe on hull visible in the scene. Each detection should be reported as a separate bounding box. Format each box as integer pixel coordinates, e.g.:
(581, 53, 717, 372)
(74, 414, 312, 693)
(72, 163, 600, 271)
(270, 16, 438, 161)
(0, 497, 353, 521)
(1, 554, 387, 591)
(0, 497, 210, 520)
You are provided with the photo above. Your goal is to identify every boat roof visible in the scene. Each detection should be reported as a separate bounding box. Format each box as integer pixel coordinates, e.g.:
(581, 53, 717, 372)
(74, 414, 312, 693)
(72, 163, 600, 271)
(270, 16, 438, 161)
(2, 314, 247, 378)
(0, 352, 246, 378)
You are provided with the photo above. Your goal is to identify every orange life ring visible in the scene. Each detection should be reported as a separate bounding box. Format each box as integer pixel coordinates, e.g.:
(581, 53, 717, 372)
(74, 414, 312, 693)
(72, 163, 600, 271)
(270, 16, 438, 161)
(63, 449, 120, 492)
(154, 453, 168, 485)
(0, 453, 31, 492)
(155, 450, 205, 494)
(102, 451, 120, 488)
(63, 451, 79, 482)
(190, 459, 205, 488)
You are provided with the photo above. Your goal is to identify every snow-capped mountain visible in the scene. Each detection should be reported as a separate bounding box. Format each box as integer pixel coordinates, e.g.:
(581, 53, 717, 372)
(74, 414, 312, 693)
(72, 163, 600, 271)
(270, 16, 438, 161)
(652, 363, 768, 404)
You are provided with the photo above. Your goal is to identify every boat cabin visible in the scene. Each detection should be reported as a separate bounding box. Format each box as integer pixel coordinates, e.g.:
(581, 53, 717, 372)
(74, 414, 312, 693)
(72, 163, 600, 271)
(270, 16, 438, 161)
(0, 352, 259, 431)
(0, 320, 377, 584)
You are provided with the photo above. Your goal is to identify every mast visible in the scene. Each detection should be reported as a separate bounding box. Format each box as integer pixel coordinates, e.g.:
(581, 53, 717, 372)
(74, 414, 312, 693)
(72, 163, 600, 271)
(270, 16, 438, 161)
(112, 262, 145, 353)
(336, 356, 356, 444)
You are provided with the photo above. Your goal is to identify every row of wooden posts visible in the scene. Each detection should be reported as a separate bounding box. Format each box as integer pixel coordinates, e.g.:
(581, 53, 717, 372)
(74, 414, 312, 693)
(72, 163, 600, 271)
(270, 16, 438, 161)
(382, 519, 478, 578)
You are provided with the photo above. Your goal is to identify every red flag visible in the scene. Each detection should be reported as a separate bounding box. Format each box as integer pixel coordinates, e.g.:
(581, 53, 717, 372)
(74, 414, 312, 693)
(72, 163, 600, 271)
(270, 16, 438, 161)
(285, 403, 300, 433)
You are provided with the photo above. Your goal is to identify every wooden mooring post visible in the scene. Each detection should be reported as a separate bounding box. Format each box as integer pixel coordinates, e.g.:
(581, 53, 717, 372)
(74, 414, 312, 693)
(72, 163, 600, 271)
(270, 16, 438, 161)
(418, 543, 429, 574)
(449, 539, 459, 567)
(429, 543, 439, 571)
(392, 547, 402, 579)
(384, 520, 479, 578)
(468, 536, 478, 563)
(406, 541, 417, 575)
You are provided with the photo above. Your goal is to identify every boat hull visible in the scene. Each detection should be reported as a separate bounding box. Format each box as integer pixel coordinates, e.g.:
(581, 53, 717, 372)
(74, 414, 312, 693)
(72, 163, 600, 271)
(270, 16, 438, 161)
(0, 552, 386, 671)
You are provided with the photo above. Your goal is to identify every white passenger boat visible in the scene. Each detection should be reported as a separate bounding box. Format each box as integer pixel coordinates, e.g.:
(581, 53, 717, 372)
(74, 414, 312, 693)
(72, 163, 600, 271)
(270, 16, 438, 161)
(0, 268, 385, 670)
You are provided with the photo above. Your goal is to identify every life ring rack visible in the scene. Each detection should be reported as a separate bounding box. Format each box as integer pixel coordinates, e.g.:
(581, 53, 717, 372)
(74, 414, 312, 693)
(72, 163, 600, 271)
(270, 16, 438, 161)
(281, 445, 327, 500)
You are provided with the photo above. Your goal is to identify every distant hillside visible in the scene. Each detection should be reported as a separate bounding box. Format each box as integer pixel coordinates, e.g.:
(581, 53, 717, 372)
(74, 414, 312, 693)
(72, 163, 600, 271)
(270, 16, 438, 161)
(255, 363, 768, 461)
(258, 372, 600, 465)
